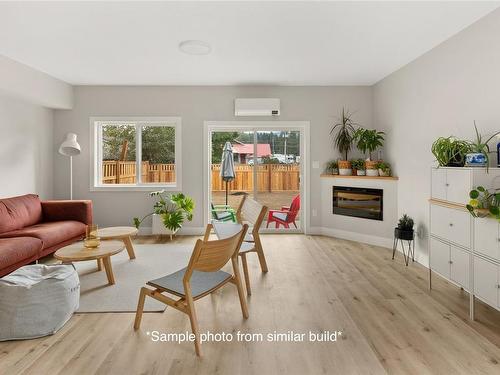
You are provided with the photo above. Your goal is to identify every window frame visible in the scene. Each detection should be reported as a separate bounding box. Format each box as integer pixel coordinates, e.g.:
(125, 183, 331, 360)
(90, 116, 182, 191)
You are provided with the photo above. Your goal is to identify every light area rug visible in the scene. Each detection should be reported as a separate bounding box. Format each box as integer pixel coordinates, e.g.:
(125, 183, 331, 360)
(73, 243, 192, 313)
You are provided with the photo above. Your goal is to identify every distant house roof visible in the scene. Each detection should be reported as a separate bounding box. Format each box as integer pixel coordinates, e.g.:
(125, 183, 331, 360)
(232, 143, 271, 157)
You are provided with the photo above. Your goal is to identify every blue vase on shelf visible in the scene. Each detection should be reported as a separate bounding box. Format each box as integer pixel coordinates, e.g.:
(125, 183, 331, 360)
(465, 152, 487, 167)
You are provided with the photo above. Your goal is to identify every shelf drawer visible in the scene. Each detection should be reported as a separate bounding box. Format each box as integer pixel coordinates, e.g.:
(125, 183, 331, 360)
(474, 217, 500, 261)
(474, 256, 499, 308)
(430, 204, 471, 248)
(430, 237, 450, 279)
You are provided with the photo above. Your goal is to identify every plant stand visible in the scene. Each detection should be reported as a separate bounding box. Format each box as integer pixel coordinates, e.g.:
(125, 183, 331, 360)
(392, 228, 415, 266)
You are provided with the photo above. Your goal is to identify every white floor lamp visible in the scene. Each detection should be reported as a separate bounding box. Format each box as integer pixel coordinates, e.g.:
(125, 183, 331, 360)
(59, 133, 81, 200)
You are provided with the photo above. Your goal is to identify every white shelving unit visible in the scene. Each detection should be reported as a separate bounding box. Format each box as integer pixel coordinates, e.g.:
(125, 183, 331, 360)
(429, 167, 500, 319)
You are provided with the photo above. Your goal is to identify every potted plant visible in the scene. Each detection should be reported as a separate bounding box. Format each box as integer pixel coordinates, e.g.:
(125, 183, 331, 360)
(133, 190, 194, 237)
(353, 128, 385, 176)
(466, 186, 500, 218)
(377, 161, 391, 177)
(351, 159, 366, 176)
(465, 121, 500, 168)
(395, 214, 414, 241)
(326, 160, 339, 175)
(330, 107, 358, 176)
(431, 136, 471, 167)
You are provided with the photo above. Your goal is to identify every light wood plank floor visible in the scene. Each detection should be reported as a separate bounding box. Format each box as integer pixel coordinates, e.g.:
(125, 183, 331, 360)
(2, 234, 500, 375)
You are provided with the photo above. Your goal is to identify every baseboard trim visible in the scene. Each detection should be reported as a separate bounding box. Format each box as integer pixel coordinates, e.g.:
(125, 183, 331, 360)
(137, 226, 205, 236)
(312, 227, 393, 249)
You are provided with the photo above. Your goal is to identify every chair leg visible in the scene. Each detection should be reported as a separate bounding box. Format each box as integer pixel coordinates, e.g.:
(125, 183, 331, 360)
(232, 257, 249, 319)
(134, 287, 147, 330)
(275, 222, 279, 229)
(240, 253, 252, 296)
(284, 223, 290, 229)
(185, 293, 201, 356)
(266, 220, 270, 228)
(292, 221, 297, 229)
(254, 238, 269, 273)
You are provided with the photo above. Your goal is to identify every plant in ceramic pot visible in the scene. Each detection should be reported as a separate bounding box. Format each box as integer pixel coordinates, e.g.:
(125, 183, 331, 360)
(465, 122, 500, 168)
(133, 190, 194, 237)
(395, 214, 414, 241)
(353, 128, 385, 176)
(326, 160, 339, 175)
(351, 159, 366, 176)
(377, 161, 391, 177)
(431, 136, 471, 167)
(330, 107, 358, 176)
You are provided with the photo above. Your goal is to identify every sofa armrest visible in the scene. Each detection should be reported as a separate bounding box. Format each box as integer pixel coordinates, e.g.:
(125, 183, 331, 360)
(41, 200, 93, 225)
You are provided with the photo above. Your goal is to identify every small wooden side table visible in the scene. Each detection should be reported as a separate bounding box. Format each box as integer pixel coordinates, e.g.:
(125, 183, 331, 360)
(54, 240, 125, 285)
(97, 226, 138, 259)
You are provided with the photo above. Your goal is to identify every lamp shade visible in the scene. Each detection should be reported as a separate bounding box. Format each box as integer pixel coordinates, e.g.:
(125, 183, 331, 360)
(59, 133, 81, 156)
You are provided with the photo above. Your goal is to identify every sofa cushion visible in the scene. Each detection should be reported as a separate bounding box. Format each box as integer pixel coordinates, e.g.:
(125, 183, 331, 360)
(0, 194, 42, 234)
(0, 221, 86, 249)
(0, 237, 43, 270)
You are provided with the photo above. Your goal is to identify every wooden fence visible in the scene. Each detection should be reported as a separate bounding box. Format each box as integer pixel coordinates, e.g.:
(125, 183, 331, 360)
(102, 161, 299, 191)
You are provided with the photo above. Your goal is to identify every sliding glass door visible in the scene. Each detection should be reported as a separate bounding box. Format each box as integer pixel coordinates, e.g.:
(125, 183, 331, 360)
(209, 125, 304, 232)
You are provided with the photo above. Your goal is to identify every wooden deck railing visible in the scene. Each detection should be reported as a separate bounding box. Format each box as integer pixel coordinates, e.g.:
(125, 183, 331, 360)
(102, 161, 299, 191)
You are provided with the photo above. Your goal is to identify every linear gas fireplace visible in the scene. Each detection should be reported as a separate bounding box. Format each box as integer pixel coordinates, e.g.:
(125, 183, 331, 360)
(332, 186, 383, 221)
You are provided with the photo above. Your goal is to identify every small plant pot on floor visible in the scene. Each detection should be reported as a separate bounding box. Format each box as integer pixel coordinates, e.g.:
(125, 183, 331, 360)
(394, 227, 414, 241)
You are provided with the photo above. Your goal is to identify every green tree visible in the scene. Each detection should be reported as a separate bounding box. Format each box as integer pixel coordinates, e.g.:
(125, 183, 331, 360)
(211, 132, 239, 163)
(142, 126, 175, 163)
(102, 124, 136, 161)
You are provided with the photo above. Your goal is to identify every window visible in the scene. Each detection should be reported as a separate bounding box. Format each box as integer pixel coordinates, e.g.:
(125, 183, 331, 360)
(92, 117, 181, 190)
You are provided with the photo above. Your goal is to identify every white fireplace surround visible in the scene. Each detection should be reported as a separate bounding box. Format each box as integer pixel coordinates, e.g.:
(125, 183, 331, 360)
(312, 176, 399, 251)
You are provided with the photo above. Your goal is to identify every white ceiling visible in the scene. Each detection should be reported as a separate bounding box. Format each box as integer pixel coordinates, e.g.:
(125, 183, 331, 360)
(0, 1, 498, 86)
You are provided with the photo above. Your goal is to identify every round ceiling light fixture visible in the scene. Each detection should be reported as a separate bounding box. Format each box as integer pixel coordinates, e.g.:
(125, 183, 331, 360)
(178, 40, 212, 55)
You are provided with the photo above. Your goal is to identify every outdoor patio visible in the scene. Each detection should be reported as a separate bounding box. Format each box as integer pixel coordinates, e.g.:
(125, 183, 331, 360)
(211, 191, 299, 212)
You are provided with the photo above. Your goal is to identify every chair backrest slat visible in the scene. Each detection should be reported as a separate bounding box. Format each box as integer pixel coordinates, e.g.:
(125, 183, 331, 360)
(184, 225, 248, 277)
(240, 197, 267, 235)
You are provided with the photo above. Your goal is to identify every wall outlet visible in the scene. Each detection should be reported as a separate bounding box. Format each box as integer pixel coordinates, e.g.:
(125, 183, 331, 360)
(312, 208, 317, 217)
(312, 160, 320, 169)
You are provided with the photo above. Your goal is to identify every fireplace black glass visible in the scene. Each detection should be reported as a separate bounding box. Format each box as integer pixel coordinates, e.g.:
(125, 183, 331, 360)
(332, 186, 383, 221)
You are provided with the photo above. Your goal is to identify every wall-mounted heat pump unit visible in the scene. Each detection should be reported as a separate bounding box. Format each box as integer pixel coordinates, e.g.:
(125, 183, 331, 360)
(234, 98, 280, 116)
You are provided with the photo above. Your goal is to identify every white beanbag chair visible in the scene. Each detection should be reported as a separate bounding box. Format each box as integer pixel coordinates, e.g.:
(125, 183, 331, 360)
(0, 264, 80, 341)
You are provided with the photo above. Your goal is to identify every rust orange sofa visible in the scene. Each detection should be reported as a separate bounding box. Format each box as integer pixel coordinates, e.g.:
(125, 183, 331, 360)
(0, 194, 92, 277)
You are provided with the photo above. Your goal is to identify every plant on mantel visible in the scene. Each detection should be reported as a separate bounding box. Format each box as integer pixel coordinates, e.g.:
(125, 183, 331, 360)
(330, 107, 358, 174)
(326, 160, 339, 175)
(350, 159, 366, 176)
(353, 127, 385, 176)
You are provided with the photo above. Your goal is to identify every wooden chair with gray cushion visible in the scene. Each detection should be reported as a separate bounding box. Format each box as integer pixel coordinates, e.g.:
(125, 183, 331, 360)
(238, 197, 268, 296)
(133, 223, 249, 357)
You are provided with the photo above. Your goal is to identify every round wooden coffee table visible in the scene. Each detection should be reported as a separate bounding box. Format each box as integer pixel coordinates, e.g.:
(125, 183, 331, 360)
(97, 226, 138, 260)
(54, 240, 125, 285)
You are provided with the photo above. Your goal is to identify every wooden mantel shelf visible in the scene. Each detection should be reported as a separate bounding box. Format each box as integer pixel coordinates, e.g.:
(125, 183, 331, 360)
(320, 174, 398, 180)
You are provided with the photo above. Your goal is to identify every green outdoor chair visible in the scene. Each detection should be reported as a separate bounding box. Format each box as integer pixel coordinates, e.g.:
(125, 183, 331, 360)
(211, 203, 237, 222)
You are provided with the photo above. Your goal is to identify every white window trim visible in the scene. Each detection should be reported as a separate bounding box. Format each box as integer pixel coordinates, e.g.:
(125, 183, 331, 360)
(90, 116, 182, 191)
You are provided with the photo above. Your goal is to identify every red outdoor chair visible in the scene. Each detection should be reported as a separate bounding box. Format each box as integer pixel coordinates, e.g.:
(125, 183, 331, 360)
(266, 194, 300, 229)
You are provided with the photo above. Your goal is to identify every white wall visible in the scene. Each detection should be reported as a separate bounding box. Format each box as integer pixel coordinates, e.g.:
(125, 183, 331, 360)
(0, 93, 54, 199)
(53, 86, 372, 230)
(0, 55, 73, 110)
(373, 8, 500, 265)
